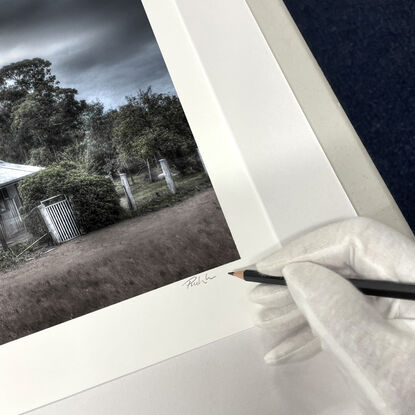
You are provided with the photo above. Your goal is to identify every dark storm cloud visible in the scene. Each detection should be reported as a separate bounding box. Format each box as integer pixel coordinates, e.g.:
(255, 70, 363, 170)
(0, 0, 175, 108)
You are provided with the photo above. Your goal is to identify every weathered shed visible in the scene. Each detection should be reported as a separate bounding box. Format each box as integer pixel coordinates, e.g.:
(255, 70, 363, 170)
(0, 160, 43, 243)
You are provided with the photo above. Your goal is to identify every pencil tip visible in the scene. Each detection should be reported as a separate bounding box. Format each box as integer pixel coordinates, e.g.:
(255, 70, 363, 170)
(229, 271, 245, 279)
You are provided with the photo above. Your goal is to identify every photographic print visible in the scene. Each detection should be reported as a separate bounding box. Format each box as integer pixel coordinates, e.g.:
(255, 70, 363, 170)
(0, 0, 239, 345)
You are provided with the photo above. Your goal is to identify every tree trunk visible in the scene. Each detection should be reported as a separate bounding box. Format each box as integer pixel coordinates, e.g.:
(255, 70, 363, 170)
(146, 158, 153, 182)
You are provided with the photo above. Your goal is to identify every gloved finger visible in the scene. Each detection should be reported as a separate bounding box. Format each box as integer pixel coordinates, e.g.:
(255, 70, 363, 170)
(254, 303, 308, 331)
(283, 261, 415, 415)
(249, 283, 294, 307)
(395, 299, 415, 320)
(366, 296, 399, 320)
(256, 217, 415, 283)
(264, 326, 321, 365)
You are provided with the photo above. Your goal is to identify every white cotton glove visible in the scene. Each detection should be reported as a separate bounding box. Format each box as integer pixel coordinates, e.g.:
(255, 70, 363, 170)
(250, 217, 415, 415)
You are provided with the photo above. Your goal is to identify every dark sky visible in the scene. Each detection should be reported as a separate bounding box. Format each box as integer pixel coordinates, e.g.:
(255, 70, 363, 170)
(0, 0, 175, 109)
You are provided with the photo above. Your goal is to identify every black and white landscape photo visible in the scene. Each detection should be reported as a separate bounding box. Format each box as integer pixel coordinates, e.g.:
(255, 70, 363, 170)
(0, 0, 239, 344)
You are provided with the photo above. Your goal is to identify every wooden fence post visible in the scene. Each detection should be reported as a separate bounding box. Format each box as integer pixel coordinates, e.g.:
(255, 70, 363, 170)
(120, 173, 137, 211)
(159, 159, 176, 194)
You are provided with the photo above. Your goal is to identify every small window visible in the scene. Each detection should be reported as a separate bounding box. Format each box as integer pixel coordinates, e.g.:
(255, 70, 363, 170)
(1, 188, 9, 200)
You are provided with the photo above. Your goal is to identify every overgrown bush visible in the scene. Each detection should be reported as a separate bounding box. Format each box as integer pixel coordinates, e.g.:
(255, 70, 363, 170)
(19, 161, 122, 236)
(0, 249, 17, 272)
(172, 153, 204, 175)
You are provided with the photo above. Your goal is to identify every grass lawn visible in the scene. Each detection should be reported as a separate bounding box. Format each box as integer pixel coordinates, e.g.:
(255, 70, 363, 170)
(114, 171, 213, 215)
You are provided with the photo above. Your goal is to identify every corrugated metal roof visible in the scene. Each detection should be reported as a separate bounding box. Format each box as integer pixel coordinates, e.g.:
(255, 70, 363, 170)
(0, 160, 43, 187)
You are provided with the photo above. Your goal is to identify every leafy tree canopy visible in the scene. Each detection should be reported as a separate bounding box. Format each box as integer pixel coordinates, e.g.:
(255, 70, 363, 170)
(115, 88, 196, 172)
(0, 59, 199, 178)
(0, 58, 86, 164)
(0, 58, 57, 105)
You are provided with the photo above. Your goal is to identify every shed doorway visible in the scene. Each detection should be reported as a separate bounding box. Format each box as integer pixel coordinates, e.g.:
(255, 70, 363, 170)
(0, 186, 25, 240)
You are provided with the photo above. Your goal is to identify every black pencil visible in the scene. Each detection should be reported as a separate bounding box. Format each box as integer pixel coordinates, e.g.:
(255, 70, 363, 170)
(229, 269, 415, 301)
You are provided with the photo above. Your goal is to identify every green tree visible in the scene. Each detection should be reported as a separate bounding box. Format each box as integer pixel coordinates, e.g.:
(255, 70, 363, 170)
(115, 88, 197, 173)
(0, 58, 85, 165)
(0, 58, 57, 104)
(81, 102, 119, 175)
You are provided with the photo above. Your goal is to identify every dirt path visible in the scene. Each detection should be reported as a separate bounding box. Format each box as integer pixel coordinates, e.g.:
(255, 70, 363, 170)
(0, 189, 239, 344)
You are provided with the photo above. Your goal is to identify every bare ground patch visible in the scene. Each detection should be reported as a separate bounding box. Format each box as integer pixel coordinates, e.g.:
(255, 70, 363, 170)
(0, 189, 239, 344)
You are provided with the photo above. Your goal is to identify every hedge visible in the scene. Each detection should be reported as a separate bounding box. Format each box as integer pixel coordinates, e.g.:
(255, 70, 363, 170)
(19, 161, 122, 236)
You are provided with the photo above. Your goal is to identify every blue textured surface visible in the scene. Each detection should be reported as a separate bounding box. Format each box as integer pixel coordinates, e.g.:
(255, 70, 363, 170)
(283, 0, 415, 231)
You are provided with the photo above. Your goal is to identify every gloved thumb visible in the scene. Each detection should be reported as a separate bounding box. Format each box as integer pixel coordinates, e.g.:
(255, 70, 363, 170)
(282, 262, 415, 415)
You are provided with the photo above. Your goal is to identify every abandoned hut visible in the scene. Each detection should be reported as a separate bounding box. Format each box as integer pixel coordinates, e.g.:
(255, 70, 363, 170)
(0, 160, 43, 246)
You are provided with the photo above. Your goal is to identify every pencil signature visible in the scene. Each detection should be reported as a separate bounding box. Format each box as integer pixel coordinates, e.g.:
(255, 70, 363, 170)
(182, 273, 216, 289)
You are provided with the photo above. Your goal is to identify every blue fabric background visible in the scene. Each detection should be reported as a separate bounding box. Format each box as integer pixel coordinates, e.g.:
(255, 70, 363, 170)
(282, 1, 415, 231)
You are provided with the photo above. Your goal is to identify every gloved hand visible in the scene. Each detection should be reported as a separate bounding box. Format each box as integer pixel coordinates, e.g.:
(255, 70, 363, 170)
(250, 217, 415, 415)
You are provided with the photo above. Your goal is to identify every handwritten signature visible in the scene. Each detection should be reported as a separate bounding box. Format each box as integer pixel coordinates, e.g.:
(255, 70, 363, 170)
(182, 273, 216, 289)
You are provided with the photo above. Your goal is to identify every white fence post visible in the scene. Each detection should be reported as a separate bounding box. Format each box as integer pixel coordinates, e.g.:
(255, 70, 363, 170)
(38, 204, 61, 244)
(159, 159, 176, 194)
(197, 147, 208, 174)
(120, 173, 137, 211)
